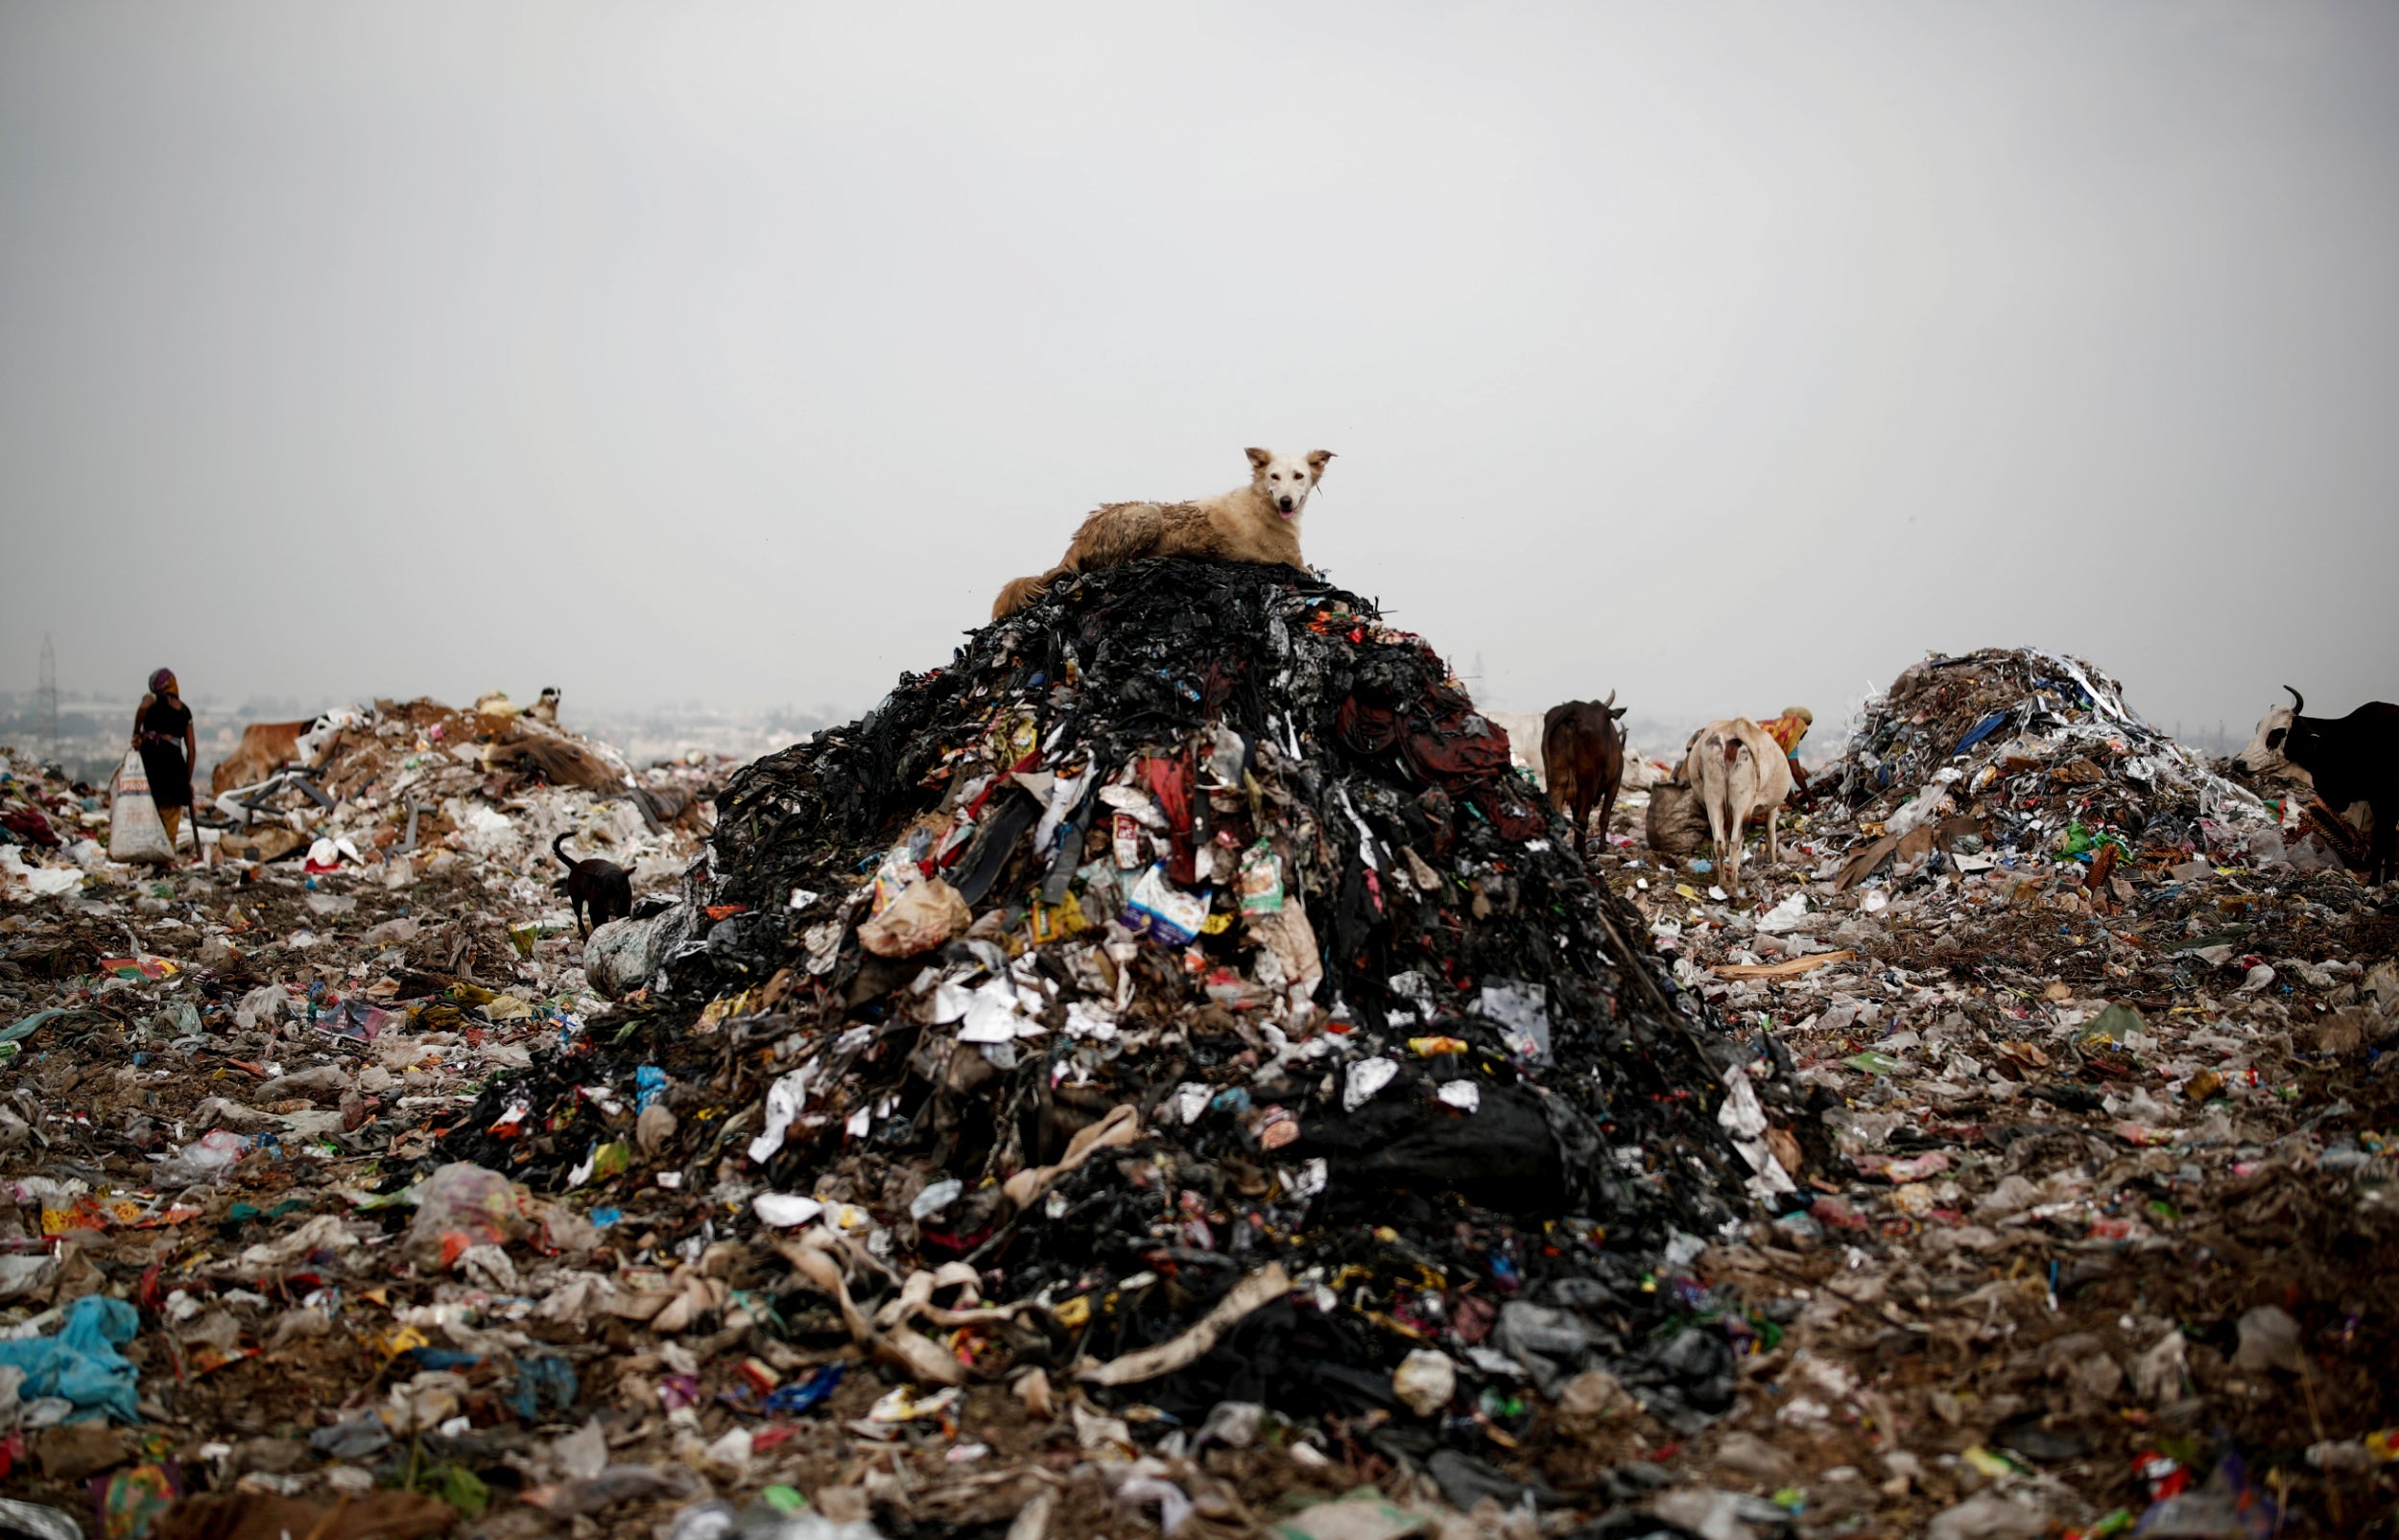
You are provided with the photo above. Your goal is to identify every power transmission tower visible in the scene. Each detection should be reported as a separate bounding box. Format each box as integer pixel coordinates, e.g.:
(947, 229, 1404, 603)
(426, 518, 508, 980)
(36, 635, 59, 764)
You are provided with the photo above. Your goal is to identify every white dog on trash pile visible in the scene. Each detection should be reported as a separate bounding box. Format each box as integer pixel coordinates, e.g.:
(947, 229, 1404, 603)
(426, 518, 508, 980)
(1684, 718, 1793, 895)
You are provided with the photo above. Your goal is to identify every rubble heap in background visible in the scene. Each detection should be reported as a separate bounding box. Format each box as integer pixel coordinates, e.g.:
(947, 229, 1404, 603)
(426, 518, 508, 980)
(208, 698, 713, 875)
(1822, 648, 2287, 875)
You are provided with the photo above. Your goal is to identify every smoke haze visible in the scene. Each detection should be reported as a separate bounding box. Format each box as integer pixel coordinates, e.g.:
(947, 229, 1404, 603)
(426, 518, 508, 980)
(5, 3, 2395, 749)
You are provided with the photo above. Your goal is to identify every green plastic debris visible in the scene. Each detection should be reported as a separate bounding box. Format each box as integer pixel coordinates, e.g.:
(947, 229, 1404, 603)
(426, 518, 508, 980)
(576, 1141, 631, 1187)
(346, 1183, 424, 1211)
(2078, 1002, 2144, 1046)
(1845, 1050, 1904, 1077)
(1960, 1445, 2027, 1478)
(1475, 1386, 1525, 1420)
(2056, 820, 2133, 863)
(760, 1486, 807, 1514)
(2, 1008, 69, 1044)
(2168, 925, 2248, 954)
(423, 1463, 489, 1518)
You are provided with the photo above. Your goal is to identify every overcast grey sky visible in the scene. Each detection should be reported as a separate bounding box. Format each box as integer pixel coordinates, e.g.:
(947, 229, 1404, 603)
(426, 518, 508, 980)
(5, 3, 2395, 745)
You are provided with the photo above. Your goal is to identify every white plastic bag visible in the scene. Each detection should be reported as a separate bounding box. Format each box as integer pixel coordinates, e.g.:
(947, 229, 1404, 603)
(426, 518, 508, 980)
(107, 750, 174, 865)
(0, 847, 83, 899)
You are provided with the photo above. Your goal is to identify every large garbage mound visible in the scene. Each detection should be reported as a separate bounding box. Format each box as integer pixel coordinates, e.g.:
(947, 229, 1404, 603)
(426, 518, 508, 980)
(1820, 647, 2285, 881)
(478, 557, 1759, 1443)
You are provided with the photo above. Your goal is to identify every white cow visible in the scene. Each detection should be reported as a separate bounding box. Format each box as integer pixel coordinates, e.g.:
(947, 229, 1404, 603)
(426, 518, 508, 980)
(2233, 690, 2375, 841)
(1684, 718, 1793, 895)
(2234, 693, 2304, 780)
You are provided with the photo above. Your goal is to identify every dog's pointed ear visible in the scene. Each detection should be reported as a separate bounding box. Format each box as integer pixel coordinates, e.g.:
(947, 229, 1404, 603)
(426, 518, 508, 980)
(1306, 450, 1335, 474)
(1245, 447, 1272, 472)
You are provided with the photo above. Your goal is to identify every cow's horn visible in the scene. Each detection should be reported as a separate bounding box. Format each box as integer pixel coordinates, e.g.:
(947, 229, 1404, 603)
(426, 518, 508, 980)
(1603, 689, 1616, 708)
(2284, 684, 2304, 714)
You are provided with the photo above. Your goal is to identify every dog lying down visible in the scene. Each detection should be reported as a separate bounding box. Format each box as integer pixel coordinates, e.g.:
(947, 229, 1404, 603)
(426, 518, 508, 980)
(991, 447, 1333, 618)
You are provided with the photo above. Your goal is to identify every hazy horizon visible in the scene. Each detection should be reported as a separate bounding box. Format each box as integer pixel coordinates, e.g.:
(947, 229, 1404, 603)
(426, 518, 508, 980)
(6, 4, 2396, 744)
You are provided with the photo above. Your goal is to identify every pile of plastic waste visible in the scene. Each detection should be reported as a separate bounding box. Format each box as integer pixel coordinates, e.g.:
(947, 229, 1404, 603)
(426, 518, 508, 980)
(1821, 648, 2285, 881)
(440, 559, 1763, 1454)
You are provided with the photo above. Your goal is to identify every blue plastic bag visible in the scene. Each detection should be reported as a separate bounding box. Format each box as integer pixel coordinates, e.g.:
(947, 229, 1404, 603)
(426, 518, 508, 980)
(0, 1295, 142, 1423)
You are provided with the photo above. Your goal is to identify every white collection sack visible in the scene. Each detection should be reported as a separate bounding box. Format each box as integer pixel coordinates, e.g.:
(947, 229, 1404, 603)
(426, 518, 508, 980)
(107, 749, 175, 864)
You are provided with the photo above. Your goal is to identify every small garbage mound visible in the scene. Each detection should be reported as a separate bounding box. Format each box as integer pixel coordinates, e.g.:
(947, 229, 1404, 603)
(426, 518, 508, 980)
(478, 557, 1757, 1442)
(0, 748, 103, 899)
(1820, 647, 2287, 884)
(205, 696, 721, 874)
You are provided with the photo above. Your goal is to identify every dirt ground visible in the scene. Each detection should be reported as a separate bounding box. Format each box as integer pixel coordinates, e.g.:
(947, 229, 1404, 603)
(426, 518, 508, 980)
(1585, 808, 2399, 1538)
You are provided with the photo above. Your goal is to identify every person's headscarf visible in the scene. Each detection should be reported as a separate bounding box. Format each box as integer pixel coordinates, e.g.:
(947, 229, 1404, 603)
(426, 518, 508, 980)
(149, 668, 178, 697)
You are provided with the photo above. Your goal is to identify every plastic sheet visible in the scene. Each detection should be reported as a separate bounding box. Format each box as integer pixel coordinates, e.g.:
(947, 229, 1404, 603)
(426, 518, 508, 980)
(0, 1295, 142, 1424)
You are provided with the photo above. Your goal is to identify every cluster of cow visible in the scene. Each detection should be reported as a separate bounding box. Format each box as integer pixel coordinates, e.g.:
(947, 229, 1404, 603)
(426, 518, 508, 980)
(1539, 696, 1799, 892)
(1536, 684, 2399, 893)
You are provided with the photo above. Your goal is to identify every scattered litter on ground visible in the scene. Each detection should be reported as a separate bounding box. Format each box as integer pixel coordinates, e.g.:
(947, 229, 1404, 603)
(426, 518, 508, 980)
(0, 625, 2391, 1537)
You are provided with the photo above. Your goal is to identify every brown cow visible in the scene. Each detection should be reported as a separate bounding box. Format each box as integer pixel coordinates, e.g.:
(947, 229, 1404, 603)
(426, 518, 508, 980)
(208, 709, 368, 796)
(210, 721, 311, 796)
(1543, 694, 1628, 854)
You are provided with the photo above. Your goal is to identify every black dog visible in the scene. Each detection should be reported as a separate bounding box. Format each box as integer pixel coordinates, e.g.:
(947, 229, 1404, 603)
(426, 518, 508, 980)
(553, 832, 633, 937)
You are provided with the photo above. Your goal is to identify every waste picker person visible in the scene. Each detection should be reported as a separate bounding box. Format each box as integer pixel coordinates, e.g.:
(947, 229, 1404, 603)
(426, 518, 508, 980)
(1761, 705, 1813, 795)
(132, 667, 198, 864)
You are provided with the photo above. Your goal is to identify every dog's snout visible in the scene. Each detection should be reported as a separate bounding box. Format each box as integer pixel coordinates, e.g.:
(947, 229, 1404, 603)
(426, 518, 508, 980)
(1276, 495, 1295, 511)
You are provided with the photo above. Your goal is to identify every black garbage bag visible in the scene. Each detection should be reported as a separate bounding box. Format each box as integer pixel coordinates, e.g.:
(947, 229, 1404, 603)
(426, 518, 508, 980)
(1305, 1081, 1564, 1213)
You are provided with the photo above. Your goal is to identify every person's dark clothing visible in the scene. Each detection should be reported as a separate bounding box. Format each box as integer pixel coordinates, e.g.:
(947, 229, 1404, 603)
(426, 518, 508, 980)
(137, 696, 194, 810)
